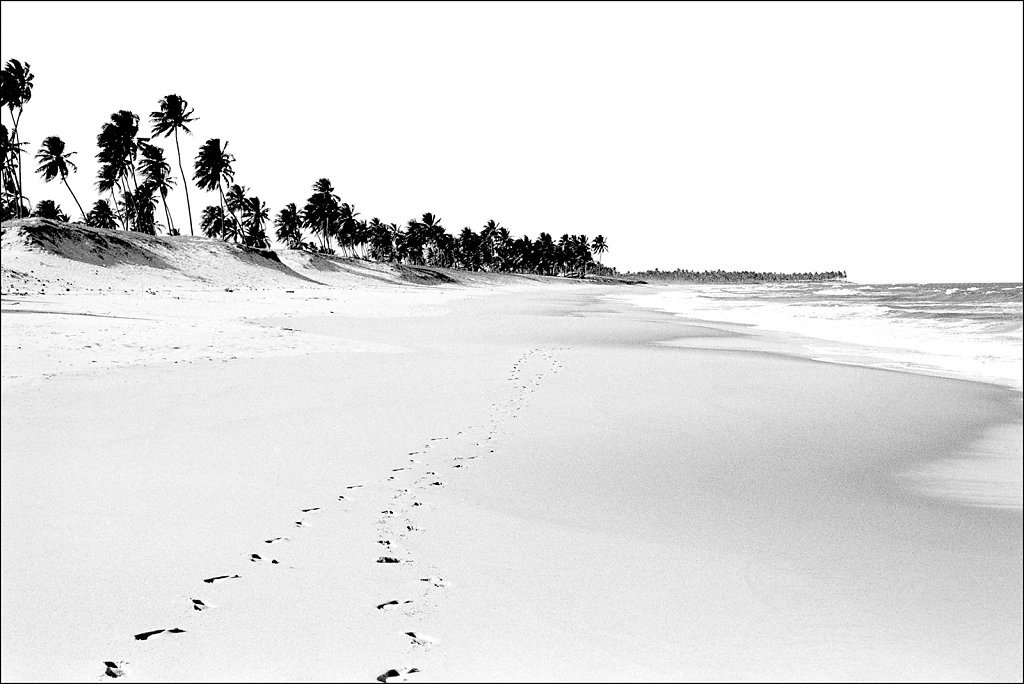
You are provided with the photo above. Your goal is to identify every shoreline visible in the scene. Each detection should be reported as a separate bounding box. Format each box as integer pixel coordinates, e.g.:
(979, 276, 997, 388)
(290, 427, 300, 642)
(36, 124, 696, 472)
(608, 289, 1023, 511)
(2, 283, 1021, 681)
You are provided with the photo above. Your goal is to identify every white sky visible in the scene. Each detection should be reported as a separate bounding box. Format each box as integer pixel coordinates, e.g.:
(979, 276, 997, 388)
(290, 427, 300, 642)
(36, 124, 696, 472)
(1, 0, 1021, 283)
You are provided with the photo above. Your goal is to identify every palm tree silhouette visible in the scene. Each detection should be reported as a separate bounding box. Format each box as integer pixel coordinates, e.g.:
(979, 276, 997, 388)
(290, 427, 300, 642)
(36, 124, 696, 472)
(138, 142, 177, 234)
(200, 205, 227, 239)
(32, 199, 67, 221)
(301, 178, 340, 253)
(242, 195, 270, 248)
(85, 199, 118, 230)
(96, 110, 146, 230)
(591, 235, 608, 264)
(1, 59, 34, 217)
(150, 94, 198, 235)
(274, 203, 304, 249)
(1, 123, 29, 219)
(34, 136, 86, 222)
(192, 138, 236, 240)
(224, 183, 249, 240)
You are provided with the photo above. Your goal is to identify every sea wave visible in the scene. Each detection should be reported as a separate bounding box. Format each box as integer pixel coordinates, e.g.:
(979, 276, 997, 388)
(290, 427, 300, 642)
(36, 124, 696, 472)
(614, 282, 1024, 391)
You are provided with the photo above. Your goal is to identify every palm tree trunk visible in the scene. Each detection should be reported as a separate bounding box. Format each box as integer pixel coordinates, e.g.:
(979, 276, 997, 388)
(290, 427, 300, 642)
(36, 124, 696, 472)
(109, 189, 125, 230)
(173, 128, 193, 235)
(160, 189, 174, 235)
(118, 176, 134, 231)
(61, 174, 87, 223)
(13, 108, 25, 218)
(218, 183, 227, 241)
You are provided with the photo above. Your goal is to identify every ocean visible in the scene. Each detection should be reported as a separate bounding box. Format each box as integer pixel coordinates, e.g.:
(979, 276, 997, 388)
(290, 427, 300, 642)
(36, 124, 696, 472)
(616, 281, 1024, 392)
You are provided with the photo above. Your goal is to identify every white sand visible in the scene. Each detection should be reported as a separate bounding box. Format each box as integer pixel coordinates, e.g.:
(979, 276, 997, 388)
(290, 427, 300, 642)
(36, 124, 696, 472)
(2, 221, 1021, 682)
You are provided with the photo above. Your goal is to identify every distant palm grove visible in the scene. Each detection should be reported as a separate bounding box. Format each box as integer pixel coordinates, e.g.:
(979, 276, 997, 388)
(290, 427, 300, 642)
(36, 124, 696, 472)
(0, 59, 608, 278)
(625, 268, 847, 282)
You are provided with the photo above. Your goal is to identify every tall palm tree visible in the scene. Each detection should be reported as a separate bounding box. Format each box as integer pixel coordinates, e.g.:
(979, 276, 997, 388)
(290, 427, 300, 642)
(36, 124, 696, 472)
(138, 142, 177, 234)
(274, 202, 304, 249)
(1, 123, 28, 219)
(150, 94, 198, 235)
(192, 138, 235, 239)
(96, 110, 146, 230)
(591, 235, 608, 264)
(0, 59, 34, 217)
(301, 178, 340, 252)
(85, 199, 118, 230)
(34, 136, 86, 222)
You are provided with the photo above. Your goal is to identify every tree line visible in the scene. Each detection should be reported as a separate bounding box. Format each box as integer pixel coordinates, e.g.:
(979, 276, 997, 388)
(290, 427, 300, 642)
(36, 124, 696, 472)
(0, 59, 609, 278)
(623, 268, 847, 282)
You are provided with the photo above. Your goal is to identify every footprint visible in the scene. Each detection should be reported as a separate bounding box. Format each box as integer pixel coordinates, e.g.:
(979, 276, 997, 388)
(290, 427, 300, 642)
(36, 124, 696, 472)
(191, 598, 211, 611)
(419, 576, 449, 588)
(391, 467, 407, 472)
(134, 628, 185, 641)
(301, 507, 320, 513)
(346, 485, 364, 490)
(377, 667, 420, 683)
(376, 599, 413, 610)
(294, 521, 309, 528)
(250, 554, 280, 564)
(103, 661, 126, 678)
(405, 632, 439, 647)
(376, 556, 402, 564)
(265, 537, 288, 544)
(203, 574, 241, 584)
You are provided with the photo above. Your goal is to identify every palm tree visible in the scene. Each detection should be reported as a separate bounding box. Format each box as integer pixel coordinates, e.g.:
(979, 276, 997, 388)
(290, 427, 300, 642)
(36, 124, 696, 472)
(34, 136, 86, 222)
(274, 202, 304, 249)
(200, 204, 226, 239)
(137, 142, 177, 234)
(301, 178, 340, 252)
(85, 199, 118, 230)
(0, 59, 34, 217)
(192, 138, 235, 239)
(591, 235, 608, 264)
(1, 123, 28, 219)
(242, 195, 270, 248)
(32, 199, 67, 221)
(367, 218, 395, 261)
(95, 162, 126, 229)
(150, 94, 198, 235)
(132, 183, 160, 234)
(96, 110, 146, 230)
(337, 202, 361, 255)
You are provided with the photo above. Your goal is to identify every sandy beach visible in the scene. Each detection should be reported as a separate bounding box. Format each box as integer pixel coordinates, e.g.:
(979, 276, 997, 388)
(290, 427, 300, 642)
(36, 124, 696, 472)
(2, 229, 1021, 681)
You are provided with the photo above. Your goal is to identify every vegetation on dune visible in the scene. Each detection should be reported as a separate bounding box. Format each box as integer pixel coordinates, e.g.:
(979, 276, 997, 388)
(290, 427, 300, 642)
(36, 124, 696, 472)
(150, 94, 197, 235)
(0, 58, 616, 278)
(1, 58, 850, 283)
(31, 198, 67, 221)
(34, 135, 86, 222)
